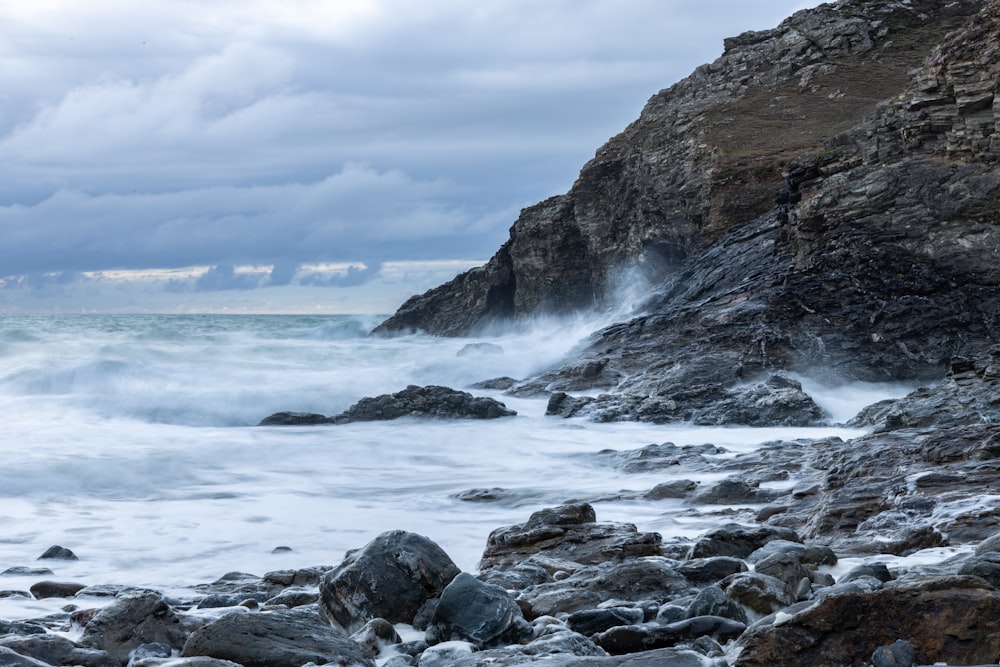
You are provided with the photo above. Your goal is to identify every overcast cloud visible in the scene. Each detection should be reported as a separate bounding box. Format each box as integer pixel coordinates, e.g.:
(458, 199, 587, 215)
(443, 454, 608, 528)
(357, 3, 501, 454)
(0, 0, 821, 313)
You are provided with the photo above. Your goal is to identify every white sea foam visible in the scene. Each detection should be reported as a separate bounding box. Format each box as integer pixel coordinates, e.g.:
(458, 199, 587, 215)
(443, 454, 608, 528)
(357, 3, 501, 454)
(0, 314, 894, 621)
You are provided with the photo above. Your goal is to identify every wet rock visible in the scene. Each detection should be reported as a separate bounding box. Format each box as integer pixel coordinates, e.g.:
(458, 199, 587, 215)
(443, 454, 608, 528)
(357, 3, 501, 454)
(752, 552, 815, 593)
(693, 478, 781, 505)
(130, 642, 174, 662)
(722, 572, 796, 616)
(80, 589, 187, 664)
(0, 635, 116, 667)
(350, 618, 401, 659)
(181, 606, 374, 667)
(871, 639, 917, 667)
(517, 558, 691, 617)
(479, 503, 662, 572)
(319, 530, 460, 631)
(333, 385, 516, 422)
(642, 480, 698, 500)
(690, 523, 800, 559)
(131, 659, 243, 667)
(263, 587, 319, 609)
(565, 607, 645, 636)
(691, 375, 827, 426)
(38, 545, 78, 561)
(29, 580, 87, 599)
(418, 641, 475, 667)
(0, 621, 47, 636)
(840, 562, 893, 584)
(746, 539, 837, 566)
(958, 552, 1000, 588)
(676, 557, 748, 585)
(468, 377, 518, 391)
(258, 411, 334, 426)
(594, 616, 747, 655)
(425, 572, 531, 648)
(734, 576, 1000, 667)
(976, 530, 1000, 555)
(685, 586, 747, 624)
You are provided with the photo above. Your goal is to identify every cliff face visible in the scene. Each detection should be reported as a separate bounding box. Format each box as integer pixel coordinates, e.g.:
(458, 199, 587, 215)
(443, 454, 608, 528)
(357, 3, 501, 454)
(376, 0, 1000, 405)
(375, 0, 985, 337)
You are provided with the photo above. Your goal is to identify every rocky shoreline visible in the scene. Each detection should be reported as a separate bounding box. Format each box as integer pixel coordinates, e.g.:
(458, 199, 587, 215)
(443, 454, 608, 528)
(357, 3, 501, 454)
(4, 364, 1000, 666)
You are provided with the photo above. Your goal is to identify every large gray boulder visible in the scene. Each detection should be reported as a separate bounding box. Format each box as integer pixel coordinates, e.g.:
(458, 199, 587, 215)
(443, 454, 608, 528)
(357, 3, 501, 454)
(180, 607, 374, 667)
(80, 589, 187, 664)
(319, 530, 460, 631)
(424, 573, 531, 648)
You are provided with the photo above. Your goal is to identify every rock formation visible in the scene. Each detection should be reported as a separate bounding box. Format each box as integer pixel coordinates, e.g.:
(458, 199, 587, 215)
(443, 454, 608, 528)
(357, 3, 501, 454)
(375, 0, 999, 405)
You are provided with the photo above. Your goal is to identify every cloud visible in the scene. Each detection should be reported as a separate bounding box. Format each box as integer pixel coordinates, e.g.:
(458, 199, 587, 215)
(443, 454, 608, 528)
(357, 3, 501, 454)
(0, 0, 823, 312)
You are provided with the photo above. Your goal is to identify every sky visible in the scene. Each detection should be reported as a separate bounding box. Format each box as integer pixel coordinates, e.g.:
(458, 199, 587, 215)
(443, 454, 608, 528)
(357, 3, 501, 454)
(0, 0, 822, 314)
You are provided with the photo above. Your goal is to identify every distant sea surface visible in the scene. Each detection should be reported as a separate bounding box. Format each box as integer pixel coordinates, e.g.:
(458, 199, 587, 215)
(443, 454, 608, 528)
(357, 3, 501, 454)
(0, 314, 900, 619)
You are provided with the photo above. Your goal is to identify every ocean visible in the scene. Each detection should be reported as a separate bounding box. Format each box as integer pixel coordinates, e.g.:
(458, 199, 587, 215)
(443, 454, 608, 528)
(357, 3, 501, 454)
(0, 314, 910, 621)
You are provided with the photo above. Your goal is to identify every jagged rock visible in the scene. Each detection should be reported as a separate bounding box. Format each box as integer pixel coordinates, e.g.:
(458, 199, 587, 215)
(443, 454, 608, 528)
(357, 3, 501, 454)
(689, 524, 801, 560)
(180, 607, 374, 667)
(722, 572, 796, 616)
(424, 572, 531, 648)
(693, 478, 782, 505)
(258, 411, 333, 426)
(38, 545, 78, 561)
(478, 503, 662, 572)
(319, 530, 460, 631)
(80, 589, 187, 664)
(684, 586, 747, 624)
(516, 558, 691, 617)
(643, 480, 698, 500)
(734, 576, 1000, 667)
(332, 385, 516, 422)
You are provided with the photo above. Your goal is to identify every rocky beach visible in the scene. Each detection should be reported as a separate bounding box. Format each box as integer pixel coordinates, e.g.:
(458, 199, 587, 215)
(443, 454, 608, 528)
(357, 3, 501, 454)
(5, 0, 1000, 665)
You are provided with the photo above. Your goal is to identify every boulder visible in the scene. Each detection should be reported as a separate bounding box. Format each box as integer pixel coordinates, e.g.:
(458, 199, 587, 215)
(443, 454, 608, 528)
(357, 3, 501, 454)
(690, 524, 800, 560)
(80, 589, 187, 664)
(479, 503, 662, 572)
(0, 635, 115, 667)
(566, 608, 645, 636)
(332, 385, 516, 422)
(319, 530, 460, 631)
(37, 545, 78, 561)
(0, 646, 54, 667)
(424, 573, 531, 648)
(593, 616, 747, 655)
(734, 576, 1000, 666)
(517, 558, 691, 617)
(258, 412, 333, 426)
(180, 607, 374, 667)
(28, 580, 87, 599)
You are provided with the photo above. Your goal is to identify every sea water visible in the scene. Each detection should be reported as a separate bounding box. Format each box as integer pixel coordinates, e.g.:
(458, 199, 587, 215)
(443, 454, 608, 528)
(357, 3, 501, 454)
(0, 314, 908, 620)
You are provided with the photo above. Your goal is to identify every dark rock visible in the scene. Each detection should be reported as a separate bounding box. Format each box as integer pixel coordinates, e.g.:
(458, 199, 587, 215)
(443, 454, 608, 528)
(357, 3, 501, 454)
(425, 572, 531, 648)
(38, 545, 78, 561)
(0, 635, 116, 667)
(181, 607, 374, 667)
(76, 584, 130, 598)
(263, 567, 324, 588)
(746, 539, 837, 566)
(958, 552, 1000, 588)
(332, 385, 516, 422)
(691, 375, 827, 426)
(734, 576, 1000, 667)
(722, 572, 796, 616)
(685, 586, 747, 624)
(675, 557, 748, 585)
(263, 587, 319, 609)
(457, 342, 504, 357)
(840, 562, 893, 584)
(258, 411, 334, 426)
(545, 392, 597, 418)
(752, 552, 815, 594)
(80, 589, 187, 664)
(29, 580, 87, 599)
(517, 558, 691, 617)
(871, 639, 917, 667)
(566, 607, 645, 636)
(0, 621, 47, 636)
(977, 530, 1000, 555)
(642, 480, 697, 500)
(130, 659, 243, 667)
(479, 503, 662, 572)
(130, 642, 174, 661)
(319, 530, 460, 631)
(690, 523, 800, 559)
(693, 478, 781, 505)
(594, 616, 747, 655)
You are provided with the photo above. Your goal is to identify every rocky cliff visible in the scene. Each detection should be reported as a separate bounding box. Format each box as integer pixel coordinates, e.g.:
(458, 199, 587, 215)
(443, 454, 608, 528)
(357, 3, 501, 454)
(375, 0, 999, 404)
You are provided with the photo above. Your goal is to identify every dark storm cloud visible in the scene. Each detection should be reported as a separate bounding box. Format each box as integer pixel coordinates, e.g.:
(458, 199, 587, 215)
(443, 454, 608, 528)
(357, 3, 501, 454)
(0, 0, 820, 310)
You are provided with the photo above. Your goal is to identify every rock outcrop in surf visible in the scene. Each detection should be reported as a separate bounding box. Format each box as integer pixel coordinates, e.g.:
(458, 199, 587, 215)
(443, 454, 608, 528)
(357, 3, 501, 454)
(375, 0, 999, 404)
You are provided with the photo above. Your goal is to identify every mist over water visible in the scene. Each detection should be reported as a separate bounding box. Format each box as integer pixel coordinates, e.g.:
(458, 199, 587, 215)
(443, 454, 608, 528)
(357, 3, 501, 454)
(0, 314, 908, 620)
